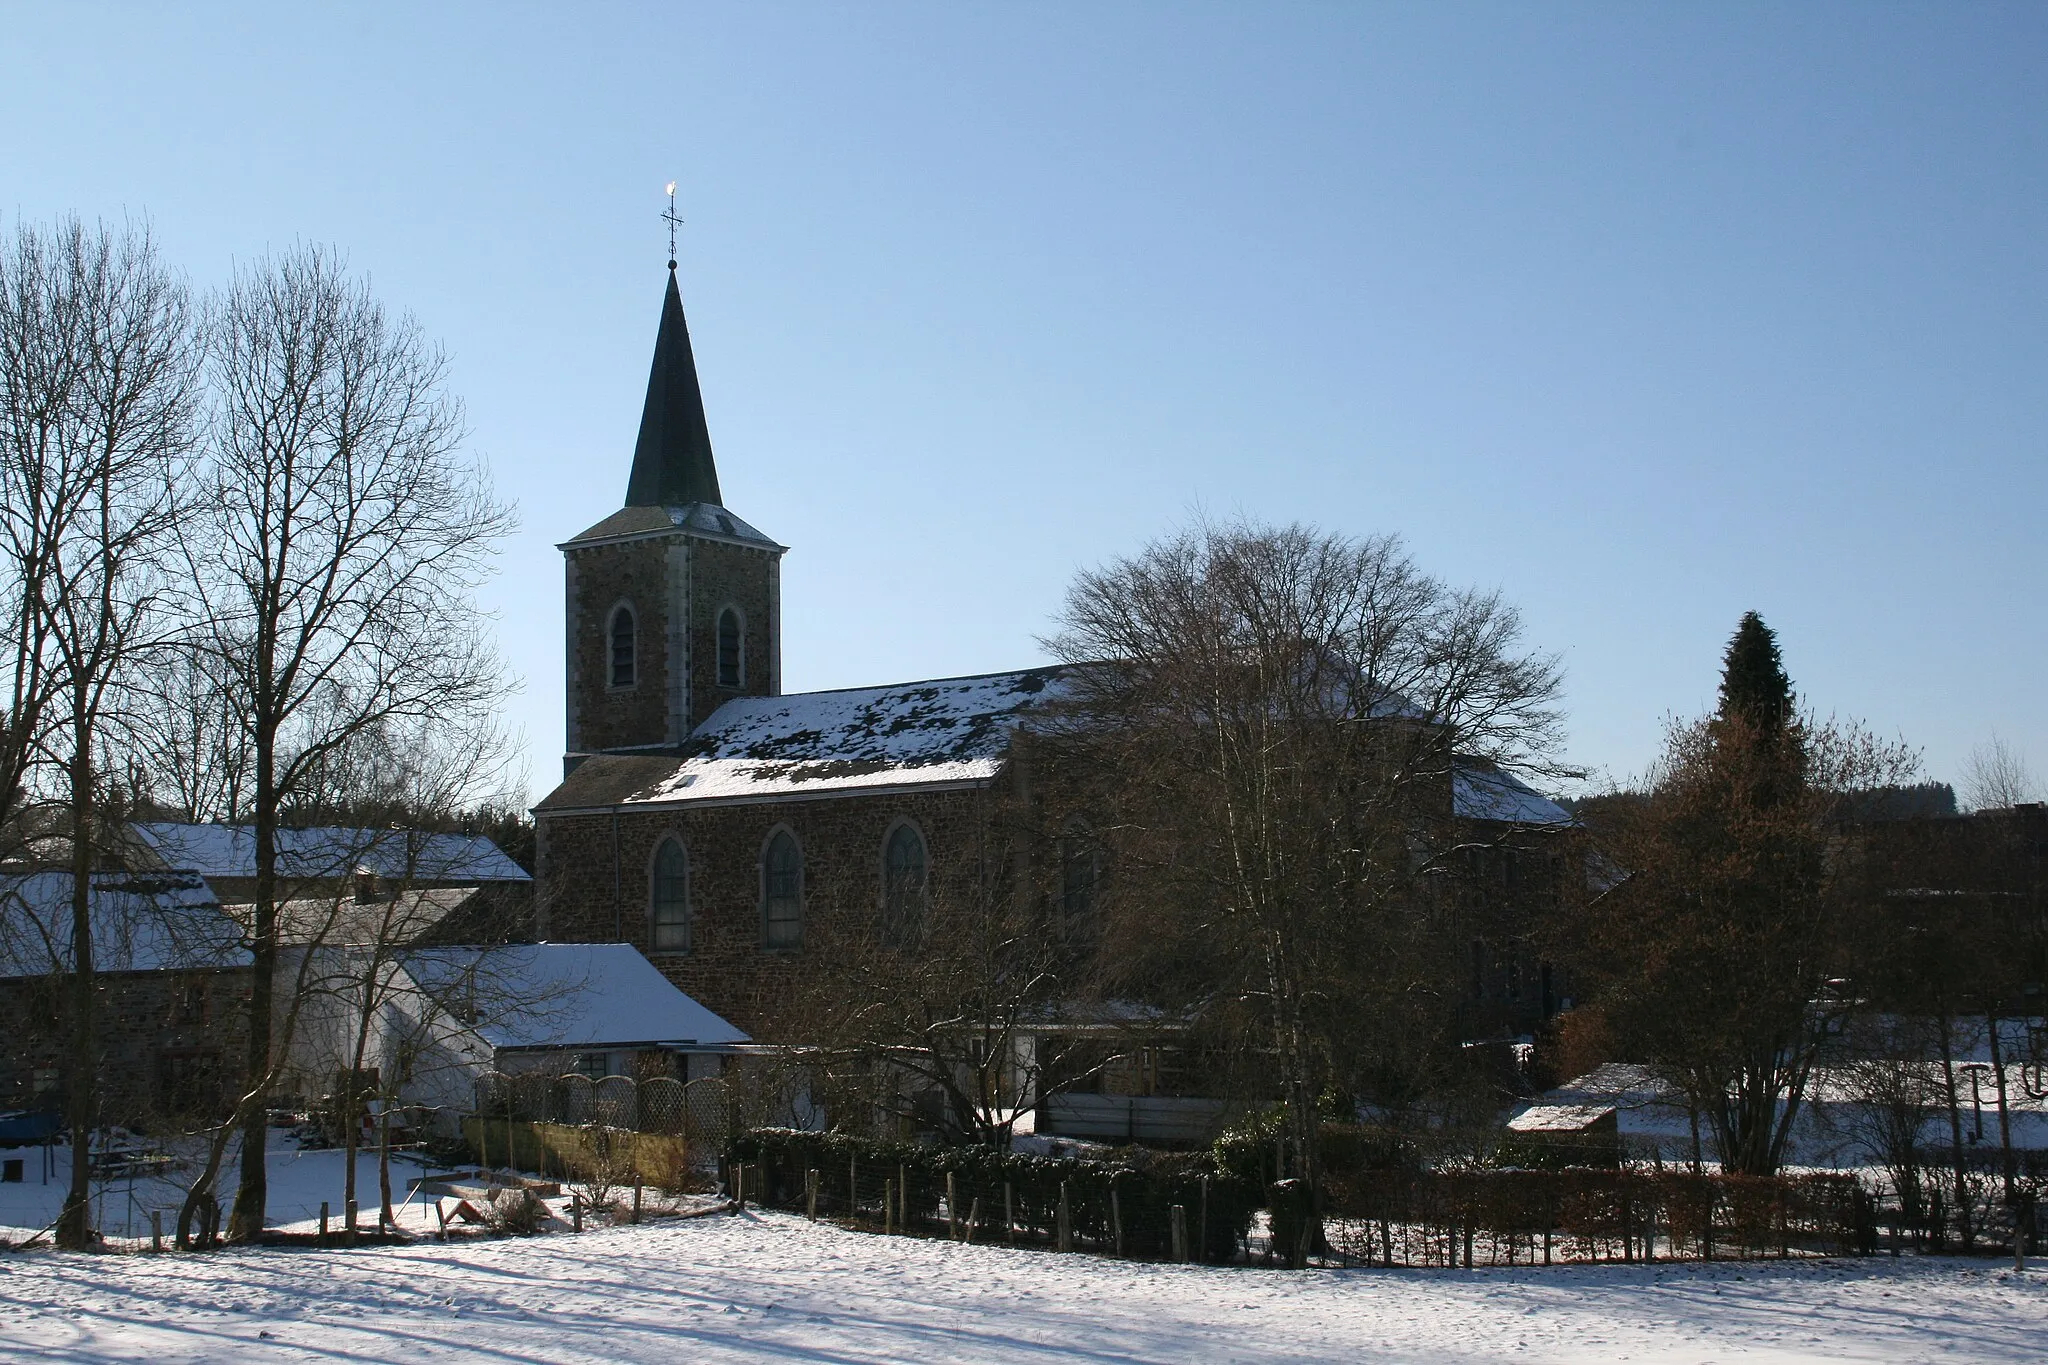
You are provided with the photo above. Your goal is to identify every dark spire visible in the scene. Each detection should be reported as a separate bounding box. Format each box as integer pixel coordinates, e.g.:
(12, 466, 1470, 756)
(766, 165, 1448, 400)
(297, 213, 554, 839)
(624, 265, 722, 508)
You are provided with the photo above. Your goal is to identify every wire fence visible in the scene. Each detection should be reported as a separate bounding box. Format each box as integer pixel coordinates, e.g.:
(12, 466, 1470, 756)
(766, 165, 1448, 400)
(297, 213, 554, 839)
(1317, 1169, 1872, 1266)
(472, 1072, 737, 1141)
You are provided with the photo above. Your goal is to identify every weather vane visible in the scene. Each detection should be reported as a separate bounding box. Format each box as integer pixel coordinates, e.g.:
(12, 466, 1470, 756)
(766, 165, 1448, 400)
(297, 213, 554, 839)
(662, 181, 683, 270)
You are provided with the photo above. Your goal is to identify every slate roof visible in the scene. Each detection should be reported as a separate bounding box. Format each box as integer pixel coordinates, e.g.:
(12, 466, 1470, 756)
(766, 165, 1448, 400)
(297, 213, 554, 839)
(400, 943, 749, 1051)
(541, 667, 1073, 810)
(1451, 759, 1574, 826)
(563, 500, 781, 549)
(0, 871, 249, 979)
(625, 265, 721, 509)
(539, 664, 1573, 820)
(220, 887, 481, 948)
(129, 823, 530, 884)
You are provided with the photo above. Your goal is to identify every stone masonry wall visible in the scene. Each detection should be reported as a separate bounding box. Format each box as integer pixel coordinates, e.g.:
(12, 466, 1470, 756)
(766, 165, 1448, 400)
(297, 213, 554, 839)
(565, 536, 674, 754)
(0, 967, 251, 1125)
(683, 536, 779, 731)
(565, 531, 781, 754)
(537, 784, 994, 1038)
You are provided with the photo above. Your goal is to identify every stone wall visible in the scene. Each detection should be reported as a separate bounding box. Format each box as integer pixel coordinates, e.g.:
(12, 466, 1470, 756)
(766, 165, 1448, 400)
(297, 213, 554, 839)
(0, 967, 251, 1126)
(564, 531, 782, 754)
(564, 536, 674, 753)
(682, 536, 780, 730)
(537, 783, 996, 1037)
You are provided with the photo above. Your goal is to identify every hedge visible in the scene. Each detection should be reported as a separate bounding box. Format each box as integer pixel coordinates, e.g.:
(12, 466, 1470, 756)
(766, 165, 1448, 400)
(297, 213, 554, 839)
(726, 1128, 1260, 1263)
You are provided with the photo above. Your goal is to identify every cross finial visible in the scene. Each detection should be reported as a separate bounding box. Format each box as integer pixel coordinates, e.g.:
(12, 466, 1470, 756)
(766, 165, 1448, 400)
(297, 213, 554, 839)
(662, 181, 683, 271)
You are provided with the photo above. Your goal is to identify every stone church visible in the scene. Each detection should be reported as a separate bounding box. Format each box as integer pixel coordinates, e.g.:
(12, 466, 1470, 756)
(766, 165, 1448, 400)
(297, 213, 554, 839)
(532, 263, 1578, 1128)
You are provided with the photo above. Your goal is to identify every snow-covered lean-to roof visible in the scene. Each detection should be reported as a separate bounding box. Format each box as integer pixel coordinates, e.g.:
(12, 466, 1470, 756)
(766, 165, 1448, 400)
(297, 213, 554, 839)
(541, 665, 1574, 821)
(129, 823, 530, 884)
(0, 872, 249, 979)
(399, 943, 749, 1052)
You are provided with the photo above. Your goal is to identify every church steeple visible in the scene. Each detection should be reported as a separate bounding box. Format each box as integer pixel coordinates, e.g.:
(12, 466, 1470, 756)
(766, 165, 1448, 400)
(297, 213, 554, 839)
(623, 265, 723, 508)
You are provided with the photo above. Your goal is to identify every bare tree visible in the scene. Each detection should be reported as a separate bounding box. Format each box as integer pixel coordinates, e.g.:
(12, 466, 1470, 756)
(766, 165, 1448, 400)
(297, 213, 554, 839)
(0, 218, 195, 1247)
(180, 245, 514, 1240)
(791, 870, 1064, 1147)
(1046, 519, 1567, 1259)
(1962, 737, 2038, 813)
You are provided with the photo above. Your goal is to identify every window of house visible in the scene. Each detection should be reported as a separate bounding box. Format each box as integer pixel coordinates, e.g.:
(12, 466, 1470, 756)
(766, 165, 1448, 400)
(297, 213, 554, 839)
(762, 828, 803, 949)
(881, 822, 928, 947)
(610, 605, 636, 687)
(650, 837, 691, 952)
(717, 607, 742, 688)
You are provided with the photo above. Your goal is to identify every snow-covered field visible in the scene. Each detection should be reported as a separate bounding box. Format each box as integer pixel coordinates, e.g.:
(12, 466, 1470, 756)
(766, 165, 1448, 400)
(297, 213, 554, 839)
(3, 1208, 2045, 1363)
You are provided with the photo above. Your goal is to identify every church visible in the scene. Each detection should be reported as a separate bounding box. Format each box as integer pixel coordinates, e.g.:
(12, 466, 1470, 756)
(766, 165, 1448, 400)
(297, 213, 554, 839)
(531, 260, 1579, 1135)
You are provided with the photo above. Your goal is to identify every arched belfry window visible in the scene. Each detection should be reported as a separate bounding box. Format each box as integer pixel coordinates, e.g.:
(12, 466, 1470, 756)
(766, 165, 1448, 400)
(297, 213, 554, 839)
(716, 606, 743, 688)
(880, 821, 928, 948)
(762, 828, 803, 950)
(650, 837, 690, 953)
(610, 604, 637, 688)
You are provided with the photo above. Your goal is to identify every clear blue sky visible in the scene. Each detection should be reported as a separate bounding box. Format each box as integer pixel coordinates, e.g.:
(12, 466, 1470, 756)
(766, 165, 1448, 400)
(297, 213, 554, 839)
(7, 3, 2044, 803)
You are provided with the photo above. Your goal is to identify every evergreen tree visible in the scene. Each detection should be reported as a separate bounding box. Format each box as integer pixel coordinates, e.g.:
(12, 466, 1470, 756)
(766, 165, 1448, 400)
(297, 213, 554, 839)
(1717, 611, 1794, 735)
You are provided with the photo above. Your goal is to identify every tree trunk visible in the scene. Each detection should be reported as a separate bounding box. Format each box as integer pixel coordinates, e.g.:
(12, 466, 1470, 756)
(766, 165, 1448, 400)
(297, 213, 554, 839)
(378, 1104, 395, 1230)
(55, 731, 96, 1250)
(1987, 1013, 2017, 1202)
(231, 725, 278, 1241)
(1935, 1005, 1972, 1250)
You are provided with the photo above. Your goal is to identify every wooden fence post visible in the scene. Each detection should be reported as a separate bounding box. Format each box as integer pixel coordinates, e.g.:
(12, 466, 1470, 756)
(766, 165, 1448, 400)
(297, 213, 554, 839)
(948, 1172, 959, 1240)
(633, 1181, 643, 1224)
(884, 1179, 894, 1236)
(571, 1194, 581, 1233)
(1111, 1184, 1124, 1258)
(966, 1197, 981, 1244)
(1199, 1175, 1209, 1264)
(319, 1201, 329, 1246)
(1058, 1180, 1072, 1252)
(151, 1210, 162, 1253)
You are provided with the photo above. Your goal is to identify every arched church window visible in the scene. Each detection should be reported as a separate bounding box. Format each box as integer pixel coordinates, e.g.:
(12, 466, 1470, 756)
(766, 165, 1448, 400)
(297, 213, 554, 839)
(762, 828, 803, 950)
(1059, 819, 1099, 936)
(610, 604, 636, 688)
(717, 606, 743, 688)
(880, 821, 928, 947)
(650, 837, 690, 952)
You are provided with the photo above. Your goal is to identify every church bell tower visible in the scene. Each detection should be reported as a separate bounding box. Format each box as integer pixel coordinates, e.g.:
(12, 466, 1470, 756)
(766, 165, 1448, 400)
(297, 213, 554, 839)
(560, 261, 785, 767)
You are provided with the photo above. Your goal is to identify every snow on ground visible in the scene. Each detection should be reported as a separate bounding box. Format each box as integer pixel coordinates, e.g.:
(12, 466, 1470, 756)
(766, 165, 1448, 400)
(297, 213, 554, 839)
(3, 1208, 2045, 1363)
(0, 1143, 453, 1245)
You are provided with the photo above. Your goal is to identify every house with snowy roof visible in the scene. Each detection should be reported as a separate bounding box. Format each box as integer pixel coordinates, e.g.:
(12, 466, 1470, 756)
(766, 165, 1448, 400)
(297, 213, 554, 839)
(527, 261, 1588, 1142)
(0, 871, 252, 1124)
(124, 821, 535, 943)
(276, 941, 750, 1136)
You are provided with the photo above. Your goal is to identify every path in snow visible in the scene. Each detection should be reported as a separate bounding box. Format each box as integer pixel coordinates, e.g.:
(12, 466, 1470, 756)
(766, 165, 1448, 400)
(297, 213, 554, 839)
(2, 1209, 2044, 1363)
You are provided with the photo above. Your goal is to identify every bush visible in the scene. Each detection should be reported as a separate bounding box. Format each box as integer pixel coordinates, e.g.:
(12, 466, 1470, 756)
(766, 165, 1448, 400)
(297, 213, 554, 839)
(483, 1186, 547, 1237)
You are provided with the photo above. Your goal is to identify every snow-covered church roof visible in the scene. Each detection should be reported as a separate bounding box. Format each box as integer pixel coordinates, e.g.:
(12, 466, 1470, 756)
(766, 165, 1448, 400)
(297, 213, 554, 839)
(1452, 759, 1573, 826)
(541, 664, 1570, 824)
(541, 667, 1073, 810)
